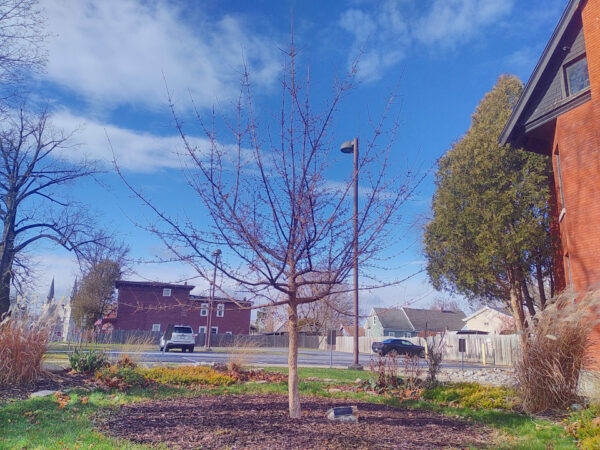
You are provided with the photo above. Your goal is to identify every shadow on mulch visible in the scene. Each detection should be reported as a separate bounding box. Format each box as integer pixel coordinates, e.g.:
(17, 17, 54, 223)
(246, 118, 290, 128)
(101, 394, 495, 449)
(0, 370, 94, 404)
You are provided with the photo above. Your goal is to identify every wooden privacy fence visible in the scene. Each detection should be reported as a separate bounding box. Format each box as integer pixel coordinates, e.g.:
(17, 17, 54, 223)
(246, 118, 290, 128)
(322, 334, 521, 366)
(67, 330, 322, 349)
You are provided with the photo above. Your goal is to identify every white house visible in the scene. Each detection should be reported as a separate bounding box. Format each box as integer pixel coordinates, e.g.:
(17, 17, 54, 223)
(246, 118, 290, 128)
(462, 306, 514, 334)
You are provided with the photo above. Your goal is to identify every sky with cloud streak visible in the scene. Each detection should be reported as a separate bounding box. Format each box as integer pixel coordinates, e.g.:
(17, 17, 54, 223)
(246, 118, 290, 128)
(25, 0, 567, 316)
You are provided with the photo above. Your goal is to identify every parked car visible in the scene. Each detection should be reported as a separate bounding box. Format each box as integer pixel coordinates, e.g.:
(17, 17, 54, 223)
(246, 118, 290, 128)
(159, 325, 195, 352)
(372, 338, 425, 357)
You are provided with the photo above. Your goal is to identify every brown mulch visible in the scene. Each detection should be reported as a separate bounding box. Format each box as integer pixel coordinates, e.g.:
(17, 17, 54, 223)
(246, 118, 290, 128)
(102, 394, 495, 449)
(0, 369, 94, 404)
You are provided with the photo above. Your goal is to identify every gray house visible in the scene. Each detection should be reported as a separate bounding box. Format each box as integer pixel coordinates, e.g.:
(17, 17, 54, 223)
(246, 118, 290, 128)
(365, 307, 466, 338)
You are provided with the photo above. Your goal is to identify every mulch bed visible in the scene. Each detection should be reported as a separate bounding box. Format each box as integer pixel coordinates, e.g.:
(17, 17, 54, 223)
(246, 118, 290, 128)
(101, 394, 495, 449)
(0, 370, 94, 404)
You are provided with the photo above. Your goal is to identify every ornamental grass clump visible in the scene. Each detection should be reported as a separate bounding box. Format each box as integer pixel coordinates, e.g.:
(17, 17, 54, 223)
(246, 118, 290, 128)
(516, 290, 600, 413)
(142, 365, 235, 386)
(0, 315, 50, 385)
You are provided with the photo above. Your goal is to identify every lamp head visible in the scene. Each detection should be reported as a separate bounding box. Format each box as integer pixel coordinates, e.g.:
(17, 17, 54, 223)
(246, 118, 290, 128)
(213, 249, 222, 257)
(340, 140, 354, 154)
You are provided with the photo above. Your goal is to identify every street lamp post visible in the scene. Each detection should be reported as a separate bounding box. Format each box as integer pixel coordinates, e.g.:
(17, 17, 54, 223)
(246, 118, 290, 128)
(340, 137, 363, 370)
(206, 249, 221, 351)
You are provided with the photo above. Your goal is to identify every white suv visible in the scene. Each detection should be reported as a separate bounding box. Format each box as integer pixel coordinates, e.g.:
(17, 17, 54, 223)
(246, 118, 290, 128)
(159, 325, 195, 353)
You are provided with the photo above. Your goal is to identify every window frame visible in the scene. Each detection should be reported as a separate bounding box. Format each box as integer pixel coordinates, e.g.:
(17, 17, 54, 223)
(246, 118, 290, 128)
(200, 303, 209, 317)
(563, 54, 590, 97)
(162, 288, 172, 297)
(198, 326, 207, 334)
(152, 323, 161, 332)
(216, 303, 225, 317)
(211, 326, 218, 334)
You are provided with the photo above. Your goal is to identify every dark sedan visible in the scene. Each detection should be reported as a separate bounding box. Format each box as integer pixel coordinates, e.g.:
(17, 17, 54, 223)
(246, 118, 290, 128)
(372, 338, 425, 358)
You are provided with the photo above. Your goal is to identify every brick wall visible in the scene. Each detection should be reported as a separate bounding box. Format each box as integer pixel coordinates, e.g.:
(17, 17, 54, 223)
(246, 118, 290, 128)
(113, 282, 251, 335)
(550, 1, 600, 294)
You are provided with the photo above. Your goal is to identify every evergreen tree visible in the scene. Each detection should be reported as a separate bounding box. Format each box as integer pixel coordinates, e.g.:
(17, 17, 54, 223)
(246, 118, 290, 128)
(423, 75, 555, 335)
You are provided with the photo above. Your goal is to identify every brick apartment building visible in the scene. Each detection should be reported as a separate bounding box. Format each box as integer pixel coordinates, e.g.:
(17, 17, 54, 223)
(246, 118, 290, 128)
(107, 280, 252, 335)
(500, 0, 600, 295)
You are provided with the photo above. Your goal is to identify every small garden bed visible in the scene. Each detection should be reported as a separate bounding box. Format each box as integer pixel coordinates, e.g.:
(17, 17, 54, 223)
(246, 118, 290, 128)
(101, 393, 494, 449)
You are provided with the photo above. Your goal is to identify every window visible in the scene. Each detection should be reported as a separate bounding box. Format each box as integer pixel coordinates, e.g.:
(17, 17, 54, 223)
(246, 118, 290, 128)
(564, 56, 590, 96)
(152, 324, 161, 332)
(211, 326, 218, 334)
(216, 303, 225, 317)
(225, 331, 233, 335)
(200, 303, 208, 316)
(565, 253, 573, 288)
(198, 326, 207, 334)
(173, 326, 192, 334)
(555, 147, 566, 210)
(372, 316, 376, 325)
(162, 288, 172, 297)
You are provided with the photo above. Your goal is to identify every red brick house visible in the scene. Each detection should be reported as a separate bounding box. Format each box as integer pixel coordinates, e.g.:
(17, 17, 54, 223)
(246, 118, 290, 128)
(108, 280, 251, 335)
(500, 0, 600, 362)
(500, 0, 600, 295)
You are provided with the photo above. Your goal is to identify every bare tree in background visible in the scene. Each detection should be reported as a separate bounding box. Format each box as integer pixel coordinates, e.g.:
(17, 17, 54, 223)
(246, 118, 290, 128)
(430, 296, 462, 312)
(0, 0, 47, 105)
(118, 40, 422, 418)
(297, 282, 353, 335)
(0, 107, 110, 316)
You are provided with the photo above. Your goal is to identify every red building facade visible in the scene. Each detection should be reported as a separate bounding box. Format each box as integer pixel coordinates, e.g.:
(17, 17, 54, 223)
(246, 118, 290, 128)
(111, 280, 251, 335)
(500, 0, 600, 364)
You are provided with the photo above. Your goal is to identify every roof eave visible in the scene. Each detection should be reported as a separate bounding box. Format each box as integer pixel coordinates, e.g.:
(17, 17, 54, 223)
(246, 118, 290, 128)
(499, 0, 582, 147)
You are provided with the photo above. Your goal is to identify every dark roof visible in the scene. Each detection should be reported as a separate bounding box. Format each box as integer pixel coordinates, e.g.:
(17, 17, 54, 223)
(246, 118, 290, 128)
(499, 0, 585, 153)
(115, 280, 195, 290)
(190, 295, 252, 307)
(402, 307, 466, 332)
(373, 307, 413, 331)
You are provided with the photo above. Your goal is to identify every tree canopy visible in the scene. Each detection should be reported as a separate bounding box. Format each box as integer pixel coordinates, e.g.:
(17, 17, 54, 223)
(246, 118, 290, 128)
(423, 74, 555, 333)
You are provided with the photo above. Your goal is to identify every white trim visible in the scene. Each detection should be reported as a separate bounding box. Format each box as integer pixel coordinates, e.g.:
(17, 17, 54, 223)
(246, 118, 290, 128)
(152, 323, 161, 332)
(198, 326, 207, 334)
(211, 326, 218, 334)
(162, 288, 172, 297)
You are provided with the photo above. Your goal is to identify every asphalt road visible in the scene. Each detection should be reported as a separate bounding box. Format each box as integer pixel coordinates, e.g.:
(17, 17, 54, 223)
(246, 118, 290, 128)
(103, 347, 496, 369)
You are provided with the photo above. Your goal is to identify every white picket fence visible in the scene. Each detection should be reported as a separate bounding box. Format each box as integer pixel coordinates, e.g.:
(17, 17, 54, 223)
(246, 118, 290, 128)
(321, 334, 521, 366)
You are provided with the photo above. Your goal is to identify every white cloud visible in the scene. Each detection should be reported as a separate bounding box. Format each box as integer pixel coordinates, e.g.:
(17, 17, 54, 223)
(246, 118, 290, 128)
(415, 0, 513, 47)
(41, 0, 281, 111)
(339, 0, 514, 81)
(50, 111, 203, 172)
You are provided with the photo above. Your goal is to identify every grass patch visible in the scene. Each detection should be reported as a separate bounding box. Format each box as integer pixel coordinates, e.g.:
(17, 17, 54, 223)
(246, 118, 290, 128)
(263, 366, 371, 382)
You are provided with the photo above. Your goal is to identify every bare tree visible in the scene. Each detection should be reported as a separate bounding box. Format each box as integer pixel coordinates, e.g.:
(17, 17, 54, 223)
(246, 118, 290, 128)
(117, 40, 422, 418)
(0, 106, 108, 316)
(297, 282, 353, 335)
(430, 296, 462, 313)
(0, 0, 47, 105)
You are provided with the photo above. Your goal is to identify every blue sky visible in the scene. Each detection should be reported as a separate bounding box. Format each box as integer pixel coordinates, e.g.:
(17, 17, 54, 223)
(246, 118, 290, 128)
(27, 0, 567, 314)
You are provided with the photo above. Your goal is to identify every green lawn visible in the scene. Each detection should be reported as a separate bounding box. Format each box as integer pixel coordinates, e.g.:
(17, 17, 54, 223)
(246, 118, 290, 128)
(0, 367, 576, 449)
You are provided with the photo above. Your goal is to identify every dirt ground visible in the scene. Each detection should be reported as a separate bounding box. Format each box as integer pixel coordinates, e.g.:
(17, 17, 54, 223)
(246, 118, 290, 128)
(102, 394, 495, 449)
(0, 369, 93, 403)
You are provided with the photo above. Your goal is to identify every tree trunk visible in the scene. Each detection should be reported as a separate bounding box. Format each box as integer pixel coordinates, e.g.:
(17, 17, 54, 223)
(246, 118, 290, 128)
(509, 282, 526, 343)
(287, 301, 301, 419)
(535, 256, 547, 310)
(0, 272, 10, 317)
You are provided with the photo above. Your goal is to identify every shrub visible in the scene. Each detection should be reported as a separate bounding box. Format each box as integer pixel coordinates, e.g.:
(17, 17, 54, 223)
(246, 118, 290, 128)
(96, 365, 147, 390)
(368, 352, 402, 390)
(142, 365, 235, 386)
(68, 349, 108, 373)
(564, 404, 600, 449)
(422, 382, 517, 410)
(0, 316, 49, 385)
(516, 290, 600, 413)
(425, 332, 445, 388)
